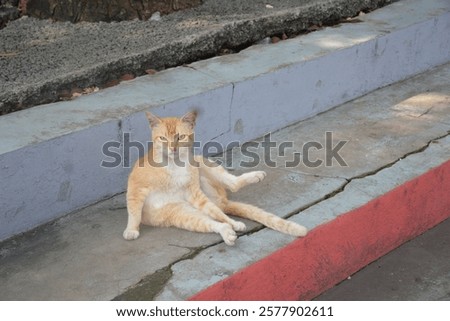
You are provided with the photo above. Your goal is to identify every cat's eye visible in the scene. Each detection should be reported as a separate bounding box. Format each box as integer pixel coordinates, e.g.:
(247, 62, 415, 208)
(178, 134, 187, 140)
(158, 136, 168, 142)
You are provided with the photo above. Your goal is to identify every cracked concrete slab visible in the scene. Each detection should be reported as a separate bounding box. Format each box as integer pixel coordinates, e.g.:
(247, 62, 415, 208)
(1, 61, 449, 300)
(156, 132, 450, 301)
(294, 134, 450, 229)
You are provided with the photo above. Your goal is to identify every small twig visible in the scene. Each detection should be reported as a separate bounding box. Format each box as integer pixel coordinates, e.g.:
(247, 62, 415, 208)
(0, 52, 19, 58)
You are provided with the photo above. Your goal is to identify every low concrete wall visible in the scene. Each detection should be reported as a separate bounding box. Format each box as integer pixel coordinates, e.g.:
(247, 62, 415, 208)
(1, 0, 449, 241)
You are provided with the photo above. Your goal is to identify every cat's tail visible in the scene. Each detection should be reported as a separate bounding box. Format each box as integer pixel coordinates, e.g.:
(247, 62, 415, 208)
(224, 201, 307, 237)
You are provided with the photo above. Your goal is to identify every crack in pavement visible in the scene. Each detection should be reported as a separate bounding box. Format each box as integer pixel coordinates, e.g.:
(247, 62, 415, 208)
(297, 130, 450, 218)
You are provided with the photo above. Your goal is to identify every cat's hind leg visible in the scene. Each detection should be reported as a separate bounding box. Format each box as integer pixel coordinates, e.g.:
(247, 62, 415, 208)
(143, 202, 239, 246)
(230, 170, 267, 192)
(187, 184, 247, 232)
(224, 200, 308, 237)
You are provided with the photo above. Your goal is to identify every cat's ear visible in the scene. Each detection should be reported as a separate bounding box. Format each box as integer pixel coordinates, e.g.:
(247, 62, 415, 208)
(181, 110, 198, 129)
(146, 112, 162, 128)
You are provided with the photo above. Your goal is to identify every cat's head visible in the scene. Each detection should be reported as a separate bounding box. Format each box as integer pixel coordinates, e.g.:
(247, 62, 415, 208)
(146, 110, 197, 159)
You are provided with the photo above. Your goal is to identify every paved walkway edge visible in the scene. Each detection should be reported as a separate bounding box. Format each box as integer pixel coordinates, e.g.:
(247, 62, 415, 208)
(1, 0, 449, 241)
(190, 160, 450, 300)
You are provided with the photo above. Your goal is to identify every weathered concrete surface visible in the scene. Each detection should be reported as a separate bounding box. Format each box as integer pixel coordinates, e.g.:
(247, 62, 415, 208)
(0, 0, 392, 114)
(155, 69, 450, 301)
(1, 0, 449, 242)
(0, 61, 449, 300)
(315, 217, 450, 301)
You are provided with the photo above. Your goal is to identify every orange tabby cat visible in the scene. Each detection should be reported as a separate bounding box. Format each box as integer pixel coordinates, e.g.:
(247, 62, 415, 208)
(123, 111, 307, 245)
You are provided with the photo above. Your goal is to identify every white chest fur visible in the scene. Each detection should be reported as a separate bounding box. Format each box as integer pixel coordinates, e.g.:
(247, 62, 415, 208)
(167, 161, 191, 188)
(145, 161, 192, 210)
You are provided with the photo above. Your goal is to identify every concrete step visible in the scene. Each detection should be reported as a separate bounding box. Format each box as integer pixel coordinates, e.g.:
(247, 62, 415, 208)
(0, 60, 449, 300)
(0, 0, 449, 300)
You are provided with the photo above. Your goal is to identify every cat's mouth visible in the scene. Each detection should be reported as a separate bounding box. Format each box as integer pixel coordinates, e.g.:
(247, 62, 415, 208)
(165, 148, 185, 158)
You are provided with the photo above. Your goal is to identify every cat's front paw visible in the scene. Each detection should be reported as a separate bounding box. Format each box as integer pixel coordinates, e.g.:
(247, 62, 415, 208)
(231, 220, 246, 232)
(219, 224, 238, 246)
(123, 229, 140, 240)
(229, 171, 267, 192)
(243, 171, 267, 184)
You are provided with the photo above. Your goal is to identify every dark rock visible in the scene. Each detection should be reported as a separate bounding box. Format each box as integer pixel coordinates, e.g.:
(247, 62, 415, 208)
(0, 5, 19, 28)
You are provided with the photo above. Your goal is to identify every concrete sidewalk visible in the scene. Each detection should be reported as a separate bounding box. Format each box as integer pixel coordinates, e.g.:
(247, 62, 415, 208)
(0, 61, 449, 300)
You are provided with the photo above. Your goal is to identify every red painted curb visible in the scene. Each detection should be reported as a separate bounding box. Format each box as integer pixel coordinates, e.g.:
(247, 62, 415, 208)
(190, 160, 450, 301)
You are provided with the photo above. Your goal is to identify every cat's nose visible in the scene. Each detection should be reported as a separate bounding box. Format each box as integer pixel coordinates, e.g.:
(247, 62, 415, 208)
(169, 142, 177, 152)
